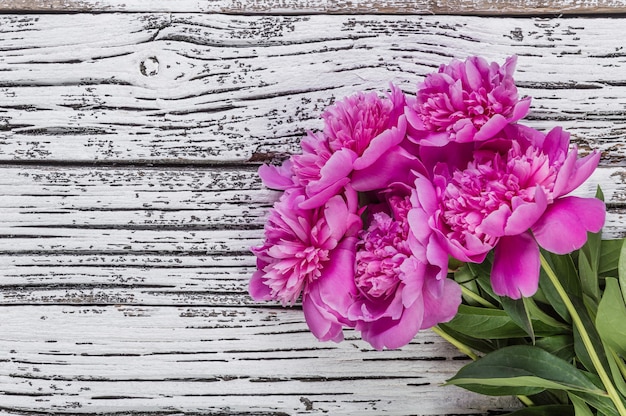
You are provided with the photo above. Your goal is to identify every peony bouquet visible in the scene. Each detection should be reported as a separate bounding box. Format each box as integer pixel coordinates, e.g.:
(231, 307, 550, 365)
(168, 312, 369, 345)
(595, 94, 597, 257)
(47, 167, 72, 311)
(250, 56, 626, 415)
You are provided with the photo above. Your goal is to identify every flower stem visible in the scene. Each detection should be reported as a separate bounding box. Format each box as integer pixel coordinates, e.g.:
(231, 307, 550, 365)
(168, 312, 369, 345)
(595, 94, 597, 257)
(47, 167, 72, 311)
(460, 285, 497, 309)
(540, 253, 626, 416)
(432, 326, 478, 360)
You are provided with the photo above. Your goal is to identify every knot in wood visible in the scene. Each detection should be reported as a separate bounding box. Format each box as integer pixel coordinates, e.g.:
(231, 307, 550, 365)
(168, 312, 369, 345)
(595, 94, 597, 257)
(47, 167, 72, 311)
(140, 56, 160, 77)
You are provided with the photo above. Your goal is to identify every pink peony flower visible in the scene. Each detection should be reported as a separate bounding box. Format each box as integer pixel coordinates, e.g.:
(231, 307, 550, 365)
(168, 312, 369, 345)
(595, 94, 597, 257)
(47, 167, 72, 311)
(347, 186, 461, 349)
(258, 85, 417, 209)
(250, 187, 362, 306)
(406, 55, 531, 146)
(408, 124, 605, 299)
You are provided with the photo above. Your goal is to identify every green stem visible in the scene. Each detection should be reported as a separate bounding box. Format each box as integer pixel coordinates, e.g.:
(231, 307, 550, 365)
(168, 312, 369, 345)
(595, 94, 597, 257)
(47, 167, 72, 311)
(432, 325, 478, 360)
(540, 253, 626, 416)
(460, 286, 497, 309)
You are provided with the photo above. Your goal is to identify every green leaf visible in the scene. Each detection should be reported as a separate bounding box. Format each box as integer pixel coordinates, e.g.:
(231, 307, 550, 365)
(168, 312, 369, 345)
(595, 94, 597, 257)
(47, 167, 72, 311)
(535, 335, 575, 362)
(605, 346, 626, 398)
(442, 305, 566, 340)
(570, 391, 621, 416)
(501, 296, 535, 342)
(505, 405, 574, 416)
(525, 297, 571, 332)
(599, 238, 625, 276)
(578, 188, 602, 300)
(569, 392, 594, 416)
(539, 252, 580, 322)
(619, 239, 626, 304)
(571, 295, 610, 374)
(597, 278, 626, 358)
(447, 345, 604, 397)
(579, 224, 601, 301)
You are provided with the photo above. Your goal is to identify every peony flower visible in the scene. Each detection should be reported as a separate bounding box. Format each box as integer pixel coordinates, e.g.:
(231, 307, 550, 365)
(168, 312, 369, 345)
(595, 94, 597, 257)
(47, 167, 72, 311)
(250, 187, 362, 306)
(259, 85, 415, 210)
(406, 55, 531, 146)
(347, 186, 461, 349)
(408, 124, 605, 299)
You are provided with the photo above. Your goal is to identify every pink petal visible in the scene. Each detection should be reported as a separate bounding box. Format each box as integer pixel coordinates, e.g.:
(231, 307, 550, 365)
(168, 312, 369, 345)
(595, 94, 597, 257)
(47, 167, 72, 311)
(308, 148, 357, 194)
(491, 232, 540, 299)
(302, 291, 344, 342)
(508, 97, 531, 123)
(532, 196, 605, 254)
(248, 270, 273, 301)
(300, 177, 350, 210)
(258, 162, 294, 190)
(421, 277, 462, 328)
(315, 237, 359, 316)
(411, 175, 439, 214)
(479, 204, 510, 237)
(553, 149, 601, 198)
(540, 126, 568, 162)
(473, 114, 508, 141)
(504, 186, 548, 235)
(351, 146, 425, 191)
(358, 300, 425, 350)
(324, 195, 349, 241)
(353, 115, 407, 170)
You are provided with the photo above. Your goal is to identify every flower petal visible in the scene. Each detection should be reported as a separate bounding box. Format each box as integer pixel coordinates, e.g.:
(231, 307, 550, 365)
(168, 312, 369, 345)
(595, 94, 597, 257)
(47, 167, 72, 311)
(353, 115, 407, 170)
(473, 114, 508, 141)
(532, 196, 606, 254)
(491, 232, 540, 299)
(553, 149, 601, 198)
(302, 237, 358, 342)
(420, 277, 462, 328)
(358, 300, 425, 350)
(258, 161, 294, 190)
(504, 186, 548, 235)
(248, 269, 273, 301)
(352, 145, 425, 191)
(308, 148, 357, 195)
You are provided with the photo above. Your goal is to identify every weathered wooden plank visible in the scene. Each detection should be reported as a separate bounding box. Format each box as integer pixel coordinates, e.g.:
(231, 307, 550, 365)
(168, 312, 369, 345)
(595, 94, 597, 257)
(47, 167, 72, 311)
(0, 304, 519, 415)
(2, 14, 626, 162)
(0, 164, 621, 307)
(0, 0, 625, 15)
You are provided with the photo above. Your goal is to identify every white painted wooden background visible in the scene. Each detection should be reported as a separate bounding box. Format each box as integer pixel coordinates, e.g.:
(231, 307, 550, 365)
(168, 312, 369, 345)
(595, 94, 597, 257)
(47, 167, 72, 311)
(2, 1, 626, 415)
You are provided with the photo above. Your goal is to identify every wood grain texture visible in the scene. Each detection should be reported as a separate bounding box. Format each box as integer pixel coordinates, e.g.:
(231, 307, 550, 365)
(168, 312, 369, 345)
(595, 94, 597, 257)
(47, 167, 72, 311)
(1, 0, 626, 15)
(2, 14, 626, 164)
(2, 10, 626, 416)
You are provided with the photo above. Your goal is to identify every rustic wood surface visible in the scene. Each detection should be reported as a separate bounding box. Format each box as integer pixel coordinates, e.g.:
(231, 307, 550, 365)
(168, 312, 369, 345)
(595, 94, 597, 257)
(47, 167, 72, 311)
(1, 4, 626, 416)
(3, 0, 626, 14)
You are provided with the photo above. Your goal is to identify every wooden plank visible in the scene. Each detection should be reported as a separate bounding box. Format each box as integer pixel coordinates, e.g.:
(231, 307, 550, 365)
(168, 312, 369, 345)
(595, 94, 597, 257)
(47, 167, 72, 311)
(0, 164, 622, 308)
(1, 0, 626, 15)
(2, 14, 626, 163)
(0, 304, 519, 415)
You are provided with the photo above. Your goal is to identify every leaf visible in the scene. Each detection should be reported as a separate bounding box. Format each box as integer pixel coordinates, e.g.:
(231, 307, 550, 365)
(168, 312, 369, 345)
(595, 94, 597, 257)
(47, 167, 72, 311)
(501, 296, 535, 342)
(539, 251, 580, 323)
(619, 239, 626, 305)
(570, 391, 620, 416)
(578, 189, 602, 300)
(434, 324, 495, 355)
(447, 345, 605, 397)
(596, 278, 626, 358)
(505, 405, 574, 416)
(599, 238, 625, 276)
(578, 247, 600, 301)
(571, 295, 611, 375)
(569, 392, 594, 416)
(442, 305, 565, 340)
(605, 346, 626, 398)
(524, 297, 570, 332)
(536, 335, 575, 362)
